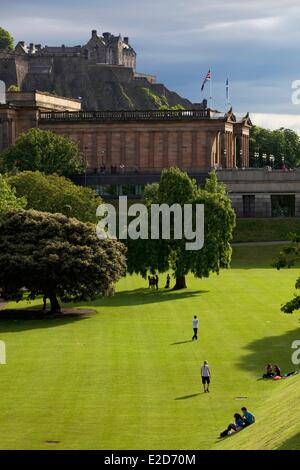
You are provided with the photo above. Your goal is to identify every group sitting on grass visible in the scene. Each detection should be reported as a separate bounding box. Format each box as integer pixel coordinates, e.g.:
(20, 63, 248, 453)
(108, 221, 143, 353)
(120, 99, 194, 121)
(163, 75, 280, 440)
(262, 364, 298, 380)
(220, 407, 255, 438)
(263, 363, 282, 379)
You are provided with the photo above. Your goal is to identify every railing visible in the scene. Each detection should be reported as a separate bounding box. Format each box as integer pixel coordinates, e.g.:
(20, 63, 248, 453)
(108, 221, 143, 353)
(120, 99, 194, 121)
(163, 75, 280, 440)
(39, 109, 210, 122)
(82, 167, 210, 175)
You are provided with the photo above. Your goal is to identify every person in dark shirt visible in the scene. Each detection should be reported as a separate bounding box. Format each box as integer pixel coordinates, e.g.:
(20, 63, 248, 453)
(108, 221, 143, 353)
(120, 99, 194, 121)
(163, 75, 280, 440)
(165, 274, 170, 289)
(155, 275, 159, 290)
(264, 364, 274, 378)
(274, 364, 282, 377)
(220, 414, 244, 438)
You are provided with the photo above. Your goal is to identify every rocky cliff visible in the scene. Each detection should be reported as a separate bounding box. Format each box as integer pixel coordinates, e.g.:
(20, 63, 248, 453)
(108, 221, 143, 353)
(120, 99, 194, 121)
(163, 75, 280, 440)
(0, 54, 198, 110)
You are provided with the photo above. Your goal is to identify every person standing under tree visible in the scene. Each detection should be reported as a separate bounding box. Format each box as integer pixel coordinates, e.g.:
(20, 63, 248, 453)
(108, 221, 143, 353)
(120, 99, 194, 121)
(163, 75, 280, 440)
(192, 315, 199, 341)
(201, 360, 211, 393)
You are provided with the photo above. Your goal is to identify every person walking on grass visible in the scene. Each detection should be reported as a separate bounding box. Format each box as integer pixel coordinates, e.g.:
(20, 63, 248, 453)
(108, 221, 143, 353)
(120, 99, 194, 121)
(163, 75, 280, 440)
(201, 360, 211, 393)
(192, 315, 199, 341)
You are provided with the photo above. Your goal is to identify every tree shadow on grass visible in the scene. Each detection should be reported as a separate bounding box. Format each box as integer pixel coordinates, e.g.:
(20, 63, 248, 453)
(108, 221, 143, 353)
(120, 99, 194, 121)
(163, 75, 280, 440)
(0, 306, 90, 333)
(86, 288, 208, 308)
(237, 324, 300, 377)
(276, 431, 300, 450)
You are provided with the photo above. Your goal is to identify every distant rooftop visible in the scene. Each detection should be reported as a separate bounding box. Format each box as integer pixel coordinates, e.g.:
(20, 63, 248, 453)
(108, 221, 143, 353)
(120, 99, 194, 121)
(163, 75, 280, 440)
(5, 91, 82, 112)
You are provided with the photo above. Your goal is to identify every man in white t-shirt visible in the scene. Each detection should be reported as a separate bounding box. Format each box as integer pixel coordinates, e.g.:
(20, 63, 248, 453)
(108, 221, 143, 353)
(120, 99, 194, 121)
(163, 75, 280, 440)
(192, 315, 199, 341)
(201, 360, 211, 393)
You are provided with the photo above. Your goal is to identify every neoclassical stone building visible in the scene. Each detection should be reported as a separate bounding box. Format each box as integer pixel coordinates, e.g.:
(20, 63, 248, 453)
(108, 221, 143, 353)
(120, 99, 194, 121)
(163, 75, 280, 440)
(0, 91, 251, 171)
(1, 91, 300, 218)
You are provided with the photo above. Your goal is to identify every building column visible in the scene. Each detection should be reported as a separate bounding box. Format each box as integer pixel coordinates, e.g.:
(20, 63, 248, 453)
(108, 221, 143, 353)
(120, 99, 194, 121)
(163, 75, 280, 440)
(221, 132, 228, 168)
(242, 133, 250, 167)
(0, 119, 12, 150)
(228, 132, 234, 168)
(163, 131, 168, 167)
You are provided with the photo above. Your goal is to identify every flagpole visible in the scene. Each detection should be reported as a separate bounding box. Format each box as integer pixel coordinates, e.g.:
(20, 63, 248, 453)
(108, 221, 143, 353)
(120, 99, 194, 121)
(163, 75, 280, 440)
(209, 73, 213, 109)
(226, 78, 231, 109)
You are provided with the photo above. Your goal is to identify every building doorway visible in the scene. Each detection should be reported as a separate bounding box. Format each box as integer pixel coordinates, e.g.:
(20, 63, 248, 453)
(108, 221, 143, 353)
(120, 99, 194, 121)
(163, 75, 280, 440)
(243, 195, 255, 217)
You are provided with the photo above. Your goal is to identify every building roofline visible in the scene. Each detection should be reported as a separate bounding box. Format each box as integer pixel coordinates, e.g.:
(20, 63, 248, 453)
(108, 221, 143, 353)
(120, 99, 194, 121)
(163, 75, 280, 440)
(7, 90, 82, 104)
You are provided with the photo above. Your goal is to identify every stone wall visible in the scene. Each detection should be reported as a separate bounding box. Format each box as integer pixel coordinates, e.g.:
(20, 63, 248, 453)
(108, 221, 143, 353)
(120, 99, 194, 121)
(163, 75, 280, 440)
(217, 169, 300, 218)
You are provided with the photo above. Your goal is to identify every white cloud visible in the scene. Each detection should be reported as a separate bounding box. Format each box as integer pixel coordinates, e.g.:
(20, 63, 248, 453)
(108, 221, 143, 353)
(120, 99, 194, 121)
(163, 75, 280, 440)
(252, 113, 300, 134)
(203, 16, 281, 33)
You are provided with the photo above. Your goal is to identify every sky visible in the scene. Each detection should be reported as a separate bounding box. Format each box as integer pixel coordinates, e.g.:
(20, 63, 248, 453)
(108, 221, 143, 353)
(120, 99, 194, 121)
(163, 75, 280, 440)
(2, 0, 300, 132)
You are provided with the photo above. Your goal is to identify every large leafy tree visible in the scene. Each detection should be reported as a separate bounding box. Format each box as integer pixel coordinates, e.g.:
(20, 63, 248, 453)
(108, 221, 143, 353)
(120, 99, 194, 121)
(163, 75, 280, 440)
(274, 234, 300, 313)
(250, 125, 300, 168)
(126, 168, 235, 289)
(2, 128, 85, 176)
(8, 171, 101, 223)
(0, 209, 127, 313)
(0, 27, 14, 51)
(0, 175, 26, 212)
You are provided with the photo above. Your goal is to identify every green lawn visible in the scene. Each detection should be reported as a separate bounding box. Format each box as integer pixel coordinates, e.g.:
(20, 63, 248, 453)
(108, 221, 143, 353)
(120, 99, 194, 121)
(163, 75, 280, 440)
(0, 245, 300, 450)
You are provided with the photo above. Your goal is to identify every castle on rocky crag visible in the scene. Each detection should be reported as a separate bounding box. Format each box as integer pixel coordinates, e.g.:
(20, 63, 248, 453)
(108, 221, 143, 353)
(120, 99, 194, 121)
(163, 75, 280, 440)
(13, 30, 137, 70)
(1, 29, 193, 110)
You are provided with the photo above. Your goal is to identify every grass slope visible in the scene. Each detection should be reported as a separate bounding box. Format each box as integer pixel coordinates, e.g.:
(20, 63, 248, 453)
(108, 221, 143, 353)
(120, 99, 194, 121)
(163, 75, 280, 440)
(0, 245, 299, 450)
(216, 373, 300, 450)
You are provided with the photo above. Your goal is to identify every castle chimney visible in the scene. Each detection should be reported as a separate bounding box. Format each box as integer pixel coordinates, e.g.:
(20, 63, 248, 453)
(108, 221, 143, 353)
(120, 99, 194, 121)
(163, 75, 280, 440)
(29, 43, 34, 52)
(124, 37, 129, 44)
(92, 30, 97, 38)
(103, 32, 111, 41)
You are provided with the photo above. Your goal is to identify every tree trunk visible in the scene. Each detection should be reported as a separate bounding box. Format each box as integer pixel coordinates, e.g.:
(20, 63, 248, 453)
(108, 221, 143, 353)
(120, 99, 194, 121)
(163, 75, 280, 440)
(49, 293, 61, 313)
(173, 275, 187, 290)
(43, 295, 47, 311)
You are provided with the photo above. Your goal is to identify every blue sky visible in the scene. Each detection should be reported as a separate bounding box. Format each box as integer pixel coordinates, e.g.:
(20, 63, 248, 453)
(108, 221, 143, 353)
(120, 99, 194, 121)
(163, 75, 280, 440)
(2, 0, 300, 131)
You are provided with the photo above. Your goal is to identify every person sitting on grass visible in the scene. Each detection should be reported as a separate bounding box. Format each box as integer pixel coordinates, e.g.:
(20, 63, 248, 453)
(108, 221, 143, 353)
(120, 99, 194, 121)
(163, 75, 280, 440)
(241, 407, 255, 427)
(220, 413, 245, 438)
(263, 364, 274, 378)
(274, 364, 282, 377)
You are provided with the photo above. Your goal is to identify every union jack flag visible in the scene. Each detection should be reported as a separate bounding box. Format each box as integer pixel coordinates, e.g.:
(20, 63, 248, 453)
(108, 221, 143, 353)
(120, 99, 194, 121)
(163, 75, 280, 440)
(201, 70, 211, 91)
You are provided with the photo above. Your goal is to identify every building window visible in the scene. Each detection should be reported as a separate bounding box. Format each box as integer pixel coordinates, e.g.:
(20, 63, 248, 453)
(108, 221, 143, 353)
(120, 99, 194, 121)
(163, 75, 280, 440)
(94, 185, 118, 196)
(243, 195, 255, 218)
(271, 195, 295, 217)
(119, 184, 141, 196)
